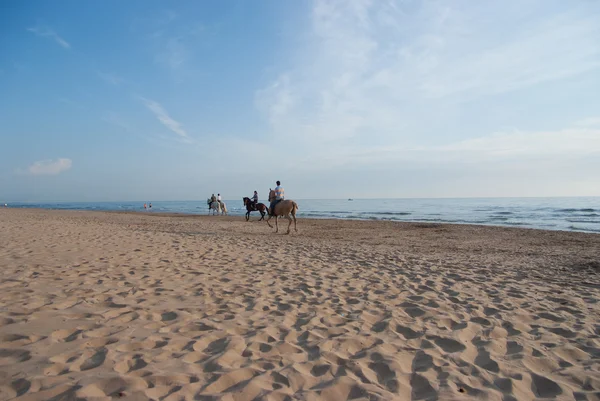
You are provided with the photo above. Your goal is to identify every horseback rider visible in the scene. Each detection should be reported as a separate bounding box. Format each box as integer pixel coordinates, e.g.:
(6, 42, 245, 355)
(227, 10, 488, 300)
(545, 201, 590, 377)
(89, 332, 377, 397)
(270, 181, 284, 216)
(210, 194, 216, 206)
(251, 191, 258, 208)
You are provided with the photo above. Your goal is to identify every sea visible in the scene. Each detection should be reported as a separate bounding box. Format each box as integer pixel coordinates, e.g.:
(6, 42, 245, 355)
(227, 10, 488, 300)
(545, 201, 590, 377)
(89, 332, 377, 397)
(4, 197, 600, 234)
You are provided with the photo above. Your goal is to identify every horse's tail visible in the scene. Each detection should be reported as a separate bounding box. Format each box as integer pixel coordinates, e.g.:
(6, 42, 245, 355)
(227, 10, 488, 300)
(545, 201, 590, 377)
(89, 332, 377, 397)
(292, 201, 299, 214)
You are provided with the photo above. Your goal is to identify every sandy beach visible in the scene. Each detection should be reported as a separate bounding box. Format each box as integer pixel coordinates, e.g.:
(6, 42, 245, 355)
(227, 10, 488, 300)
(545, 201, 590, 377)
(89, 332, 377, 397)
(0, 208, 599, 401)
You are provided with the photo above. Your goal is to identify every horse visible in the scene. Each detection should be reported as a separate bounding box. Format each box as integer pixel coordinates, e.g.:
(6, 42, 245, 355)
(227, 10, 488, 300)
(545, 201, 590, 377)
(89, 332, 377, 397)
(207, 199, 228, 215)
(242, 197, 268, 221)
(266, 190, 298, 234)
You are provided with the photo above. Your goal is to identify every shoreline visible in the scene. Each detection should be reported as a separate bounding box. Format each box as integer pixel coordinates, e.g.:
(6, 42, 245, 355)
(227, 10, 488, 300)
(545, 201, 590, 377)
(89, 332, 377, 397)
(4, 206, 600, 236)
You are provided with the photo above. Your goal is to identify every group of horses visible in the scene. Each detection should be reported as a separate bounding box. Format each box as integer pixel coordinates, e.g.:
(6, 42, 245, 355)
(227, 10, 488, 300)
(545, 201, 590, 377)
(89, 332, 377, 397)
(208, 190, 298, 234)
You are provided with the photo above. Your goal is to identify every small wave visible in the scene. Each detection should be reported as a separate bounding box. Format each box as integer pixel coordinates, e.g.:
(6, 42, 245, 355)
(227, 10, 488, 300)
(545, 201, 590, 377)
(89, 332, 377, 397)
(568, 225, 600, 233)
(493, 211, 513, 215)
(565, 219, 600, 224)
(366, 211, 412, 216)
(557, 208, 597, 213)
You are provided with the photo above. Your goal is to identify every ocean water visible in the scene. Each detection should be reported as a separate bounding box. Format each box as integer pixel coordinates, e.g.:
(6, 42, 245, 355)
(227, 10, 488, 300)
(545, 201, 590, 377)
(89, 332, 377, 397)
(5, 197, 600, 234)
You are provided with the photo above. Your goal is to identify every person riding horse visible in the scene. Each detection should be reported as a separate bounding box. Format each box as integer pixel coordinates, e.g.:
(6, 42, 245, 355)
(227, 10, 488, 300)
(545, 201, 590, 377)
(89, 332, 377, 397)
(243, 191, 267, 221)
(249, 191, 258, 209)
(270, 181, 284, 216)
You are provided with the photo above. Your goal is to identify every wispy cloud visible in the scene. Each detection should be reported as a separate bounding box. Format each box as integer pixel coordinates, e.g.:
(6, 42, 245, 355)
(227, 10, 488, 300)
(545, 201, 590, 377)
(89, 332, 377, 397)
(255, 0, 600, 150)
(24, 158, 72, 175)
(155, 37, 189, 71)
(576, 117, 600, 127)
(139, 97, 189, 140)
(132, 11, 204, 80)
(57, 97, 85, 110)
(97, 71, 123, 86)
(103, 112, 135, 133)
(27, 26, 71, 49)
(292, 121, 600, 171)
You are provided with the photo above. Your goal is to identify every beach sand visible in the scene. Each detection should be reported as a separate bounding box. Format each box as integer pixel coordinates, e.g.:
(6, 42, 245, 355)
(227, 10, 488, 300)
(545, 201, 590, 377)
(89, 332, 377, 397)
(0, 208, 599, 400)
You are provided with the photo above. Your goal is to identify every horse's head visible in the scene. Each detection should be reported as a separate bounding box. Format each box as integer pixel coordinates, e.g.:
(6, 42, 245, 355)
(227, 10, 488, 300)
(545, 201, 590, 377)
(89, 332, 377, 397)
(268, 190, 275, 202)
(242, 197, 249, 205)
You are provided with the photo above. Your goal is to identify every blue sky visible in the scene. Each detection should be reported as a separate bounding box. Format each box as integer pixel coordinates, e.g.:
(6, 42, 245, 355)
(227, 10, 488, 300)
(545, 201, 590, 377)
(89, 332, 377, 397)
(1, 0, 599, 201)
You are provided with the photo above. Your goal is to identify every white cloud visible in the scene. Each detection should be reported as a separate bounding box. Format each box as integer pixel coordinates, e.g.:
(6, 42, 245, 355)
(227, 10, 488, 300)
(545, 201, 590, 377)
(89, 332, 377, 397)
(255, 0, 600, 149)
(27, 26, 71, 49)
(139, 97, 189, 140)
(26, 158, 72, 175)
(268, 121, 600, 172)
(133, 11, 204, 79)
(155, 37, 189, 70)
(576, 117, 600, 127)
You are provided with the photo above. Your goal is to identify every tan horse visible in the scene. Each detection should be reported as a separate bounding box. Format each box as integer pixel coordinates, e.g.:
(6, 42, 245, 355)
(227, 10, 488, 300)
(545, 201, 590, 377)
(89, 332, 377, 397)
(267, 190, 298, 234)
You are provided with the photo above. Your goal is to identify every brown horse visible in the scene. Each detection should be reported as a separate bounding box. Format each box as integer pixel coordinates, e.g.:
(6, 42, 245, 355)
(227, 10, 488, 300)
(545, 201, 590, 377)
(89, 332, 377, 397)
(242, 197, 268, 221)
(266, 190, 298, 234)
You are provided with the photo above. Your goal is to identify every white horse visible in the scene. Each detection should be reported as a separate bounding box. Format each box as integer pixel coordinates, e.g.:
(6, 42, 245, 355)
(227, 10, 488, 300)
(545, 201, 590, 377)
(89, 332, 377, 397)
(207, 199, 228, 215)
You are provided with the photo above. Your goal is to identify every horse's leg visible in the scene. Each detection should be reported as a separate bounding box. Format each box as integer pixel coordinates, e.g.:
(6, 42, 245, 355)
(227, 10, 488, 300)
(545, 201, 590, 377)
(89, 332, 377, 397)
(275, 216, 279, 233)
(292, 210, 297, 232)
(259, 210, 264, 221)
(246, 211, 250, 221)
(286, 214, 292, 235)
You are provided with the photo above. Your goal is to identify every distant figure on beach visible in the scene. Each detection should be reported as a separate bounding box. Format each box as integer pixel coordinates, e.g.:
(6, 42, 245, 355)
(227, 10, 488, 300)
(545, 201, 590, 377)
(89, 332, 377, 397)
(144, 203, 147, 210)
(149, 203, 152, 209)
(270, 181, 285, 216)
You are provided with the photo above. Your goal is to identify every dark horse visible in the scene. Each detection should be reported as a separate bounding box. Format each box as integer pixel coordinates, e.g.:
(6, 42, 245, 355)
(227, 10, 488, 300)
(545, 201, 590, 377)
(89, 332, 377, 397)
(242, 197, 268, 221)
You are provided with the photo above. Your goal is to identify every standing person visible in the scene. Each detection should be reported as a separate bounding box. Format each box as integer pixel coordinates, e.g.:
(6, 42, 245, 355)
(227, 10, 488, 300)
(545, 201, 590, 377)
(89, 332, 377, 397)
(144, 203, 147, 210)
(149, 203, 152, 210)
(270, 181, 285, 216)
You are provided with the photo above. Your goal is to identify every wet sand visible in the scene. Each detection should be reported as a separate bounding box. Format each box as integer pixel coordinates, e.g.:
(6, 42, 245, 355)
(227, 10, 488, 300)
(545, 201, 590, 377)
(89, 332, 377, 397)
(0, 208, 599, 400)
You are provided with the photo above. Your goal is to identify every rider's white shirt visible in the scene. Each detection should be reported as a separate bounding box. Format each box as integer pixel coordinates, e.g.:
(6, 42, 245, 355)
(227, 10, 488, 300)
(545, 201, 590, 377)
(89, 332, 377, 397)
(217, 195, 222, 201)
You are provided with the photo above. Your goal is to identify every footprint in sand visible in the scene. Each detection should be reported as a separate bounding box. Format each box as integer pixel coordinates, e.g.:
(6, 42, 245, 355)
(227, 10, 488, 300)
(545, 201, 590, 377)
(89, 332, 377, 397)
(371, 320, 389, 333)
(161, 311, 178, 322)
(310, 364, 330, 377)
(0, 348, 31, 365)
(72, 348, 107, 371)
(395, 324, 422, 340)
(51, 329, 82, 342)
(412, 351, 434, 372)
(474, 349, 500, 373)
(368, 359, 398, 392)
(10, 378, 31, 397)
(400, 301, 427, 315)
(114, 355, 148, 374)
(431, 336, 466, 353)
(411, 373, 436, 400)
(531, 373, 563, 398)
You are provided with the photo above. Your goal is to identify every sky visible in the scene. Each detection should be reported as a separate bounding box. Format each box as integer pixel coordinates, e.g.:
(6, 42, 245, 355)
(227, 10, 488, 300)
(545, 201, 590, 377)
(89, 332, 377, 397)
(1, 0, 599, 202)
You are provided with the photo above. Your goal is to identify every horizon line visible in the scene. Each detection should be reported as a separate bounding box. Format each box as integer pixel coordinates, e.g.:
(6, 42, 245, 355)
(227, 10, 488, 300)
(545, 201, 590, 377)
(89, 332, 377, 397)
(4, 195, 600, 204)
